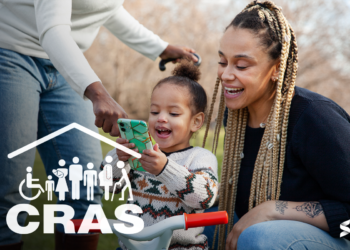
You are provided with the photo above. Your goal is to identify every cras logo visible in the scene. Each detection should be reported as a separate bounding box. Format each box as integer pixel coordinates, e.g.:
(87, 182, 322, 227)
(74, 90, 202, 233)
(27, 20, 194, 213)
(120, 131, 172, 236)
(6, 123, 144, 235)
(340, 220, 350, 238)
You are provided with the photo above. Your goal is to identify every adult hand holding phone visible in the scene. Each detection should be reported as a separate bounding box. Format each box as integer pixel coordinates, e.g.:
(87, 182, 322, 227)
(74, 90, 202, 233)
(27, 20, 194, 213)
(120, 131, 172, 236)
(85, 81, 128, 136)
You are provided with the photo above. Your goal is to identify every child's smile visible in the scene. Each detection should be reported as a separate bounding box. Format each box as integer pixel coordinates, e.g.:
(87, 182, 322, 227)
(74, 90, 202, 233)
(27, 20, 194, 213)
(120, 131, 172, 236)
(155, 125, 172, 139)
(149, 83, 196, 153)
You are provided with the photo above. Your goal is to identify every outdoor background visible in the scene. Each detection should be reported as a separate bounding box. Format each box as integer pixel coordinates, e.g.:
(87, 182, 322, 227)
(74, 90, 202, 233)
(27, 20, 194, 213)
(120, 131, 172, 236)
(23, 0, 350, 249)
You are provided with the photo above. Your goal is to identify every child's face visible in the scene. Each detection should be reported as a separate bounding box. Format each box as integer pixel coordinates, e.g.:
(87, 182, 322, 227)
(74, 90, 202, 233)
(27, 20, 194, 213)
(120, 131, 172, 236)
(149, 83, 203, 153)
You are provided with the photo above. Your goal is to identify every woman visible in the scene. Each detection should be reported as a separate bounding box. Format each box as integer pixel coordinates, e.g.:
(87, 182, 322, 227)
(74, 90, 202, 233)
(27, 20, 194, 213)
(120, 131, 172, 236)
(53, 168, 69, 201)
(203, 1, 350, 249)
(0, 0, 196, 249)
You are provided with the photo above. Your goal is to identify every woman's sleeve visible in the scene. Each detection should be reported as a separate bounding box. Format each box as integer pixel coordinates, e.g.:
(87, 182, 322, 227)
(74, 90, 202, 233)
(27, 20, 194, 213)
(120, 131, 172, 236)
(155, 149, 219, 210)
(294, 100, 350, 239)
(34, 0, 100, 99)
(103, 6, 168, 61)
(100, 149, 131, 194)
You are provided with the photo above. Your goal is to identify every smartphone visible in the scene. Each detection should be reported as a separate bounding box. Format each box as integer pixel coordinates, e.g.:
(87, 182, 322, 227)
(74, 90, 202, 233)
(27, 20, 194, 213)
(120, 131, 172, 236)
(117, 119, 153, 172)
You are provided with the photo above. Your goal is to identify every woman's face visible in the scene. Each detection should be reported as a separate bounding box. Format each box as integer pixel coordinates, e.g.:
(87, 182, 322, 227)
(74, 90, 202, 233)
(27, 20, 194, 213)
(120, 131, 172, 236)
(218, 26, 279, 111)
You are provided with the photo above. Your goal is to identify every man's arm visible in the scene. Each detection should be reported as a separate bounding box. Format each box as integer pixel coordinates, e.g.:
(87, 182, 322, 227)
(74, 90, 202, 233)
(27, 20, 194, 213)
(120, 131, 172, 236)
(34, 0, 100, 99)
(34, 0, 127, 136)
(104, 6, 197, 62)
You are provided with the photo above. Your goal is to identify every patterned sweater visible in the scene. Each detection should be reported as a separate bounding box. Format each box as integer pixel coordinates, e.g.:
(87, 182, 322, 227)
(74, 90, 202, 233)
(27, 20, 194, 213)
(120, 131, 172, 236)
(101, 146, 218, 250)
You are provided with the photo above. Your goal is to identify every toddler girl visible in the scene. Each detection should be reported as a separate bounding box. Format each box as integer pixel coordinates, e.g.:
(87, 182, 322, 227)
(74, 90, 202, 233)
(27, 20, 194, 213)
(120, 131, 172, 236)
(101, 62, 218, 250)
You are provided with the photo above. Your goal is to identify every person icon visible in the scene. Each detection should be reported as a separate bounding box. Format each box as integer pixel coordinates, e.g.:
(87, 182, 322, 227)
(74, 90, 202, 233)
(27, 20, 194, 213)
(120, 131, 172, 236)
(52, 159, 69, 201)
(111, 161, 133, 201)
(45, 175, 55, 201)
(99, 156, 113, 200)
(84, 163, 97, 201)
(26, 166, 45, 193)
(69, 156, 83, 200)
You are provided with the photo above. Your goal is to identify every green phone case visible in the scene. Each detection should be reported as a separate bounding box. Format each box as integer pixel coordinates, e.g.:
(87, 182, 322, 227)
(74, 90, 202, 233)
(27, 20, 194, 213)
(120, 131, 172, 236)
(117, 119, 153, 172)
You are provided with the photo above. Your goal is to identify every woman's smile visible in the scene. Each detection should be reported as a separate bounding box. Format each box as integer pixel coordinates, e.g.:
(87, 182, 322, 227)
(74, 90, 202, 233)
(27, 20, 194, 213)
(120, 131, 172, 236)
(224, 86, 245, 99)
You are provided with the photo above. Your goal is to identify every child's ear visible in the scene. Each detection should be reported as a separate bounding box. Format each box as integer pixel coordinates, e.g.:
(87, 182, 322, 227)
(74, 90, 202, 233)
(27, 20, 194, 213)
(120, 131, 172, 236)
(191, 112, 205, 133)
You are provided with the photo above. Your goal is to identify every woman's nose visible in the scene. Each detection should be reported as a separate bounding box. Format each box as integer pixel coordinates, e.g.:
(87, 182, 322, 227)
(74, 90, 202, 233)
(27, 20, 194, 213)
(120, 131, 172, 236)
(221, 66, 236, 81)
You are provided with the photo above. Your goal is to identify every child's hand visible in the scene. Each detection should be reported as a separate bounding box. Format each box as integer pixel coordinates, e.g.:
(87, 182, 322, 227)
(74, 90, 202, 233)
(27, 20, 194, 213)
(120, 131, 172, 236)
(139, 144, 167, 176)
(116, 138, 137, 162)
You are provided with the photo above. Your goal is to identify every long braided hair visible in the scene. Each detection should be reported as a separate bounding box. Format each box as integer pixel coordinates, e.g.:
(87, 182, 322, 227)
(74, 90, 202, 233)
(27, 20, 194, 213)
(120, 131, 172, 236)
(202, 1, 298, 248)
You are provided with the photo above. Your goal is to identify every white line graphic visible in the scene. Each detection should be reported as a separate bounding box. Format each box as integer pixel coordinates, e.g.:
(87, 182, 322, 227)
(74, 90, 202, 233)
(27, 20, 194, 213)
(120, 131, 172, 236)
(7, 123, 141, 159)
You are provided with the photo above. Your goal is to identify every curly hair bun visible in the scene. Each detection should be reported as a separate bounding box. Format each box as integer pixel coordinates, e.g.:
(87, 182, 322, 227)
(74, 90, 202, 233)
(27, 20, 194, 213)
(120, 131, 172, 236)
(172, 60, 201, 82)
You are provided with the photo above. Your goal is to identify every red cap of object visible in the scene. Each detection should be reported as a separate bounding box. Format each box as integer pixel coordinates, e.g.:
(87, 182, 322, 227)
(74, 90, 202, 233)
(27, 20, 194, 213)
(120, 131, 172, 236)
(71, 219, 101, 233)
(184, 211, 228, 230)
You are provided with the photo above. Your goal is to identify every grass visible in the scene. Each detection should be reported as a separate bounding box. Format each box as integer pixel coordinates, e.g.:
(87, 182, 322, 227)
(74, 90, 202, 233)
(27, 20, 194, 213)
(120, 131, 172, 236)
(21, 127, 224, 250)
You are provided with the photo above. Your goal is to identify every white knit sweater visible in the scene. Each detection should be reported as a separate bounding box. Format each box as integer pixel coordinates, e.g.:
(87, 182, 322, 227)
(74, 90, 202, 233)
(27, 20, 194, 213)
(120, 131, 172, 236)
(0, 0, 168, 98)
(101, 147, 218, 250)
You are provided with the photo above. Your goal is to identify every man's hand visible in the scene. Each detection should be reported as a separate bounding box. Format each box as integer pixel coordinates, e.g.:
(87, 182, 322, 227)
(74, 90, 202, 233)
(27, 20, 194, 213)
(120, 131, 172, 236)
(159, 45, 198, 63)
(84, 81, 128, 136)
(139, 144, 168, 175)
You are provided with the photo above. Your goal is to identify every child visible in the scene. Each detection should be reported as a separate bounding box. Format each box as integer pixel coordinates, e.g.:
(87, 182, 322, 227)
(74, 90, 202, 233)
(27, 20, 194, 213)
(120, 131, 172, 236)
(101, 61, 218, 250)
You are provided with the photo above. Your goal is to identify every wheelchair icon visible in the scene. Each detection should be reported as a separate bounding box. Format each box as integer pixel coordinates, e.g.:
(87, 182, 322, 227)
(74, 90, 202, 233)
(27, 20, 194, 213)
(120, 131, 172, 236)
(19, 166, 45, 201)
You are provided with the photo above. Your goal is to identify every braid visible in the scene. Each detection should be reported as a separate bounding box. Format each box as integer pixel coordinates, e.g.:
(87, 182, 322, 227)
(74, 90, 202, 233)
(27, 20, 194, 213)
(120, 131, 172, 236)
(212, 88, 225, 155)
(229, 108, 248, 230)
(227, 109, 243, 230)
(209, 88, 227, 248)
(214, 108, 235, 249)
(205, 2, 298, 248)
(277, 26, 298, 198)
(202, 77, 220, 148)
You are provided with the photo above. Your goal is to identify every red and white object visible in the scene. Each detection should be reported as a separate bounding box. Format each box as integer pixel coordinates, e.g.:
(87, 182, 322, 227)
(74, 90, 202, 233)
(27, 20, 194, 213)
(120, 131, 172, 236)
(72, 211, 228, 250)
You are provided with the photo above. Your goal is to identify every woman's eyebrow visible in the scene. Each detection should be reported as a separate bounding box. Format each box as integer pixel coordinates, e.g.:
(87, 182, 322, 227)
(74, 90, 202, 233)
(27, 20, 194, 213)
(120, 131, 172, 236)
(219, 51, 254, 60)
(234, 54, 254, 59)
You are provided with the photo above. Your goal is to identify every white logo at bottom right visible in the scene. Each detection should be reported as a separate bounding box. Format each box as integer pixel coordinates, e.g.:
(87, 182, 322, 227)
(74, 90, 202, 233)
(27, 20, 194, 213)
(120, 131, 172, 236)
(340, 220, 350, 238)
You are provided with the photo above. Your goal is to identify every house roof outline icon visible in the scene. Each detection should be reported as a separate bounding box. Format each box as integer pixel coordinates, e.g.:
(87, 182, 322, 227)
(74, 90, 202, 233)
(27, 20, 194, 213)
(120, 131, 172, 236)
(7, 122, 141, 159)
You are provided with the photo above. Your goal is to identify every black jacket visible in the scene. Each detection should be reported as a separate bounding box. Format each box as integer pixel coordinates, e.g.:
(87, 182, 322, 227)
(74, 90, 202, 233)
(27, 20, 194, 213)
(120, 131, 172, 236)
(223, 86, 350, 240)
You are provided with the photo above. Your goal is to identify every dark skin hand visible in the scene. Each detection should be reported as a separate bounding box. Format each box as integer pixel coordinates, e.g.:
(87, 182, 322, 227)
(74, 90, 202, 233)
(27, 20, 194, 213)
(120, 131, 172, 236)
(84, 81, 128, 136)
(159, 45, 198, 63)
